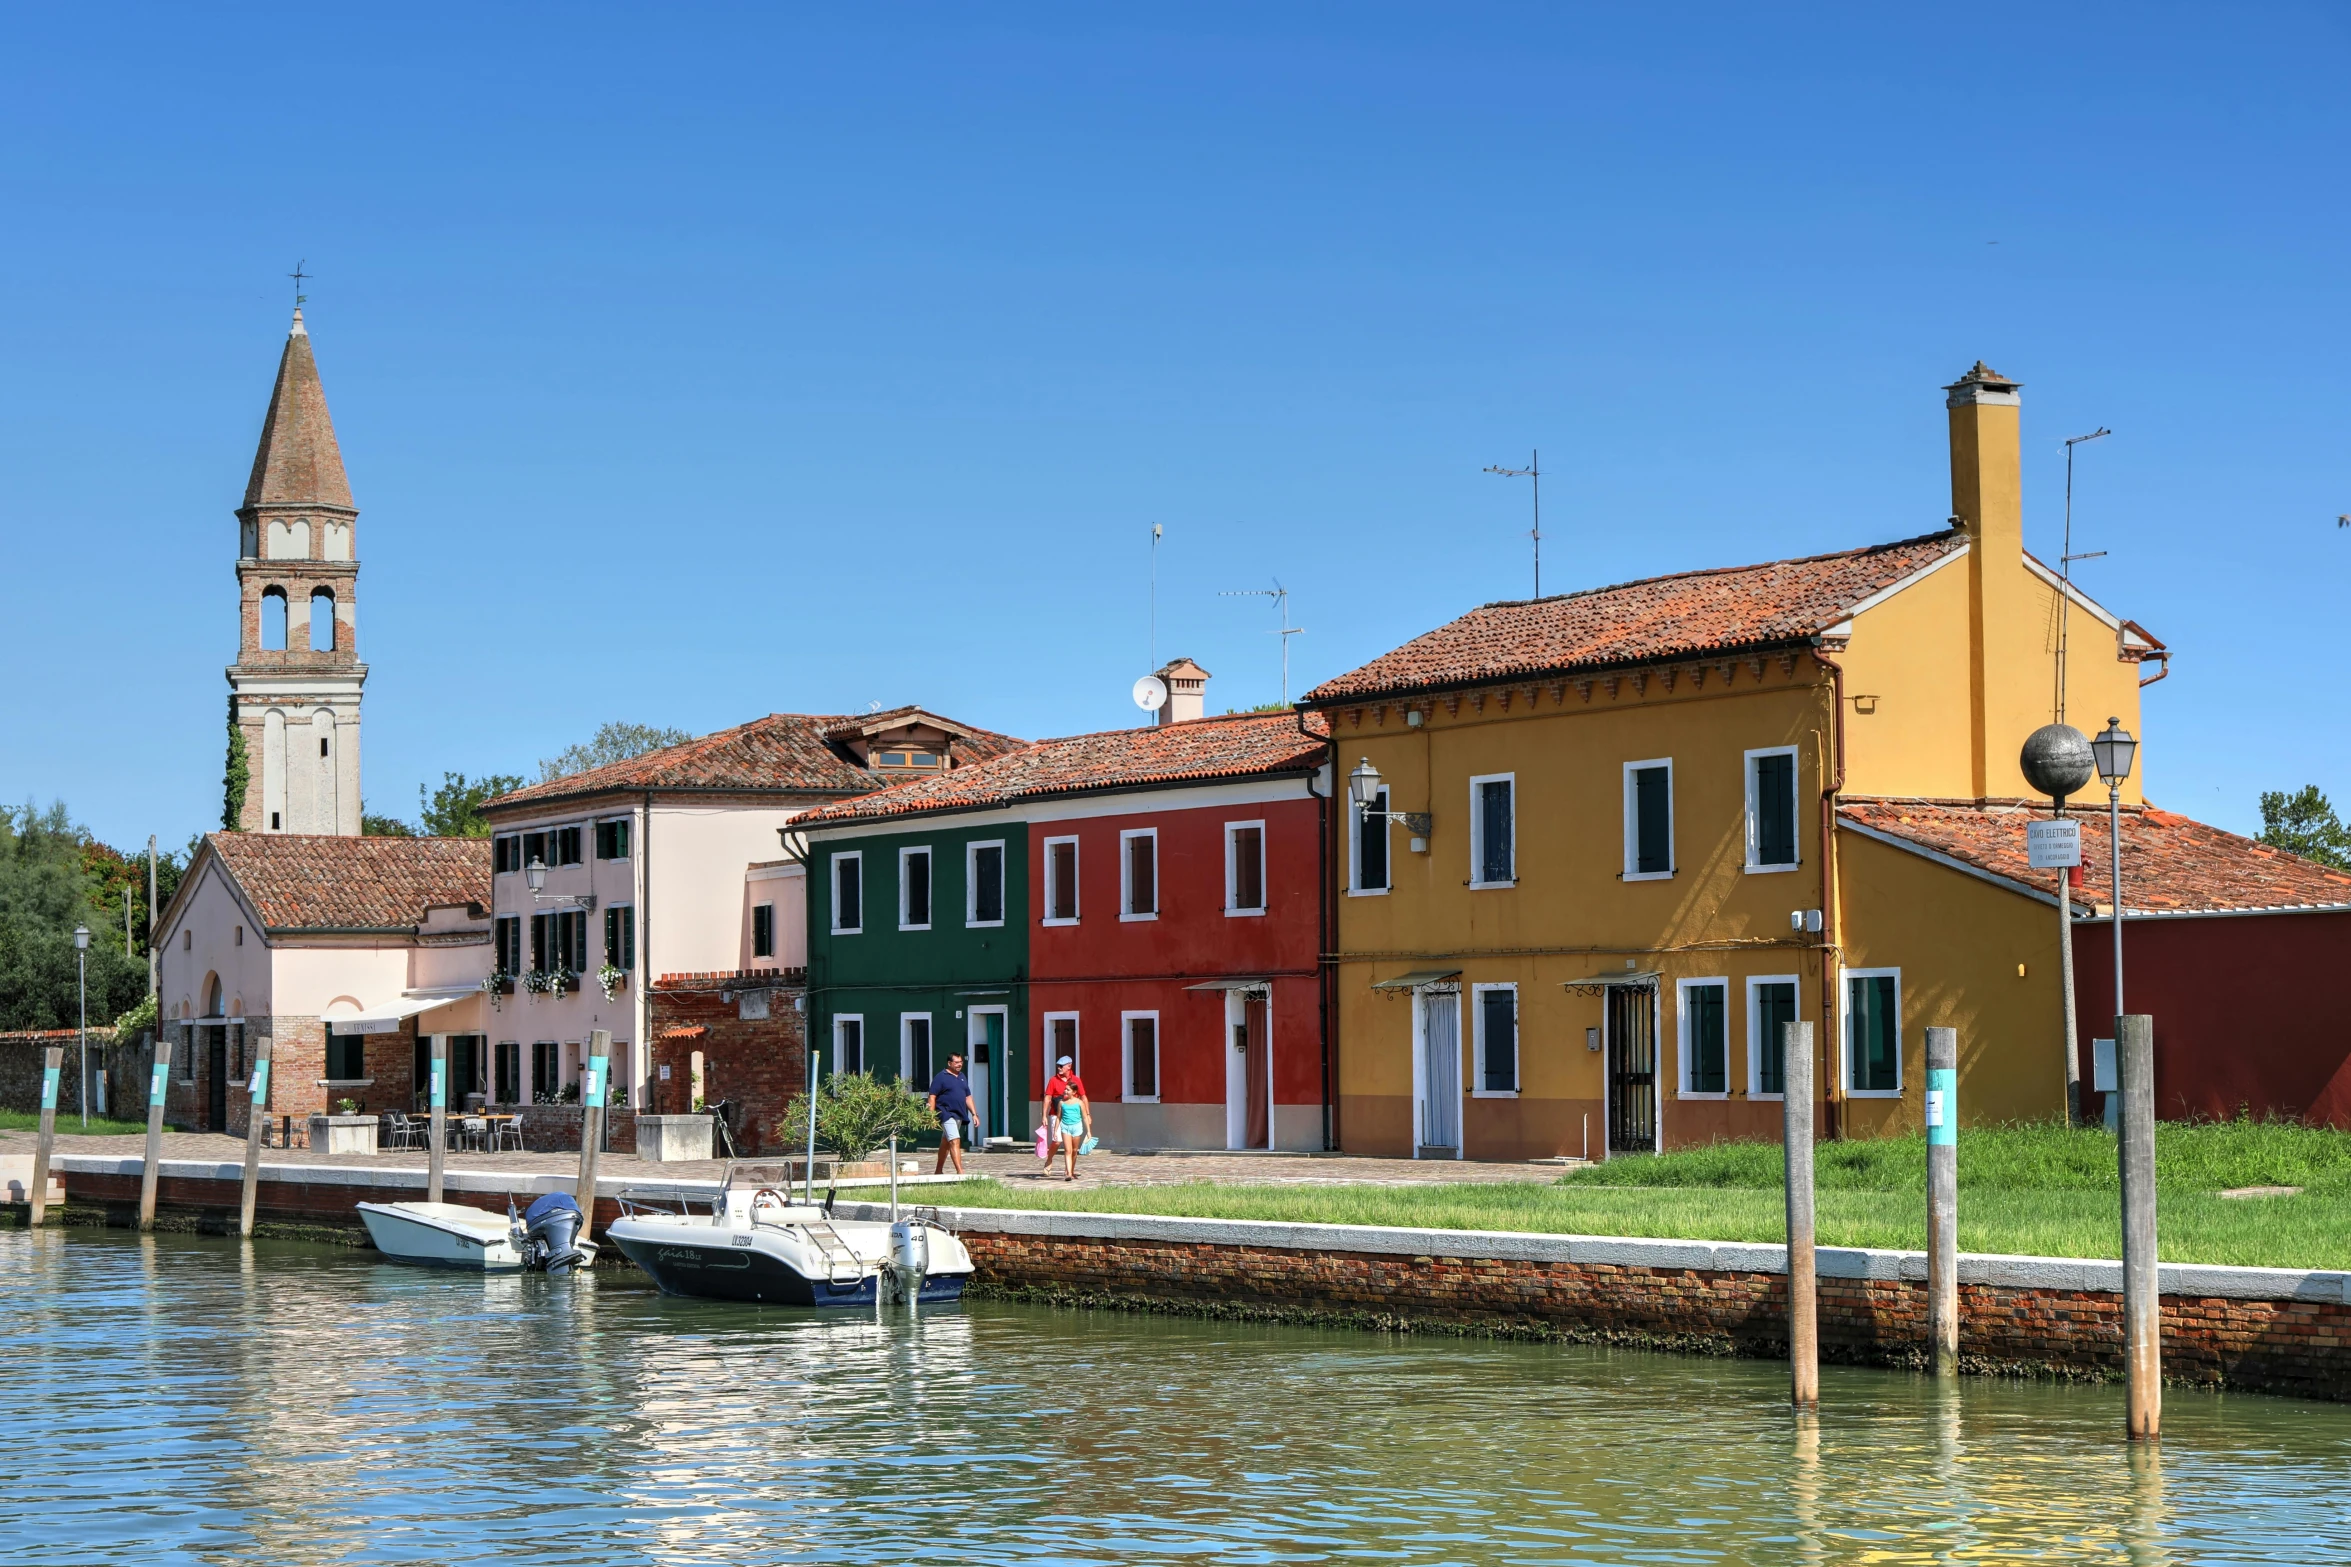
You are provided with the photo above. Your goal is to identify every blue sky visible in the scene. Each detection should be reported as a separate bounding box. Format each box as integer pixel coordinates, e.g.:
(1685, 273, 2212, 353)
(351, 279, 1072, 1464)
(4, 4, 2346, 851)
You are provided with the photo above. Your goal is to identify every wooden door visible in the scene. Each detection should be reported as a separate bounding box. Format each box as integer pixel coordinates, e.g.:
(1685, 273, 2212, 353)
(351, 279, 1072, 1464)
(1242, 994, 1270, 1149)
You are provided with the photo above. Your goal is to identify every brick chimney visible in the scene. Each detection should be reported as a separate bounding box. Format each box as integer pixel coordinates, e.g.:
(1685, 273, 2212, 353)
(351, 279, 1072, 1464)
(1155, 658, 1210, 726)
(1945, 361, 2028, 797)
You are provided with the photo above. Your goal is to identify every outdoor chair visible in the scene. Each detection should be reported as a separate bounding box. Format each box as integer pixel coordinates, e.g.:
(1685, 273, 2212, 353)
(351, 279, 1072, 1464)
(461, 1116, 489, 1153)
(386, 1112, 424, 1152)
(493, 1115, 525, 1153)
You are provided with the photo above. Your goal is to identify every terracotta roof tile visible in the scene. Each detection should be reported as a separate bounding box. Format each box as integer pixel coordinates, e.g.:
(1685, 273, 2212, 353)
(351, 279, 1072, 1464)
(487, 710, 1024, 811)
(207, 833, 490, 932)
(794, 712, 1330, 828)
(1305, 530, 1964, 704)
(1837, 799, 2351, 916)
(242, 314, 353, 512)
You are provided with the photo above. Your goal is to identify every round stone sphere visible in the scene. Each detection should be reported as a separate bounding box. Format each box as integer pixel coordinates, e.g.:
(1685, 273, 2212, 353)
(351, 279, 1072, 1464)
(2020, 723, 2095, 800)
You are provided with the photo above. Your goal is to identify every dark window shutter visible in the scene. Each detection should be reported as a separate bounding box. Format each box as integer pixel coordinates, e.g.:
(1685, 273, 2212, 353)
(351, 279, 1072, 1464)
(975, 845, 1004, 924)
(837, 856, 861, 929)
(1691, 985, 1726, 1093)
(1756, 753, 1797, 865)
(1757, 983, 1794, 1095)
(1479, 781, 1513, 882)
(907, 851, 931, 925)
(1481, 989, 1517, 1092)
(1635, 766, 1671, 874)
(1233, 827, 1264, 910)
(1360, 791, 1389, 890)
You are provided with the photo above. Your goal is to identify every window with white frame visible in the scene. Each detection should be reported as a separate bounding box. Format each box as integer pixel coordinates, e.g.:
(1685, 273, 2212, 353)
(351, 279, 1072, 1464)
(1123, 1012, 1159, 1102)
(1472, 983, 1518, 1096)
(1624, 759, 1675, 880)
(1043, 836, 1080, 924)
(603, 905, 635, 969)
(967, 840, 1005, 927)
(1120, 829, 1157, 919)
(831, 851, 863, 934)
(1748, 975, 1800, 1099)
(1745, 747, 1800, 871)
(1678, 978, 1729, 1096)
(900, 846, 933, 930)
(1846, 969, 1902, 1095)
(750, 902, 775, 959)
(1226, 821, 1266, 914)
(832, 1014, 865, 1077)
(901, 1013, 934, 1085)
(1044, 1012, 1080, 1076)
(1352, 787, 1390, 894)
(1469, 775, 1515, 887)
(595, 817, 631, 861)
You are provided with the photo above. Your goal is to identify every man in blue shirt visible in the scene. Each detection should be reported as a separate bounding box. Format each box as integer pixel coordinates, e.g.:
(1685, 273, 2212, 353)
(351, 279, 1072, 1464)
(925, 1052, 977, 1175)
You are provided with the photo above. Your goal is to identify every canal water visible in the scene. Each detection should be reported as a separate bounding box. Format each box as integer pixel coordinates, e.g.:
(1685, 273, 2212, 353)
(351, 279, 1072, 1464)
(4, 1230, 2348, 1564)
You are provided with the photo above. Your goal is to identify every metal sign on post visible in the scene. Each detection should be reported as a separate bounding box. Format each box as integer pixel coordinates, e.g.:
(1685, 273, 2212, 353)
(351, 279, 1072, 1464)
(239, 1043, 272, 1237)
(575, 1030, 610, 1247)
(2026, 819, 2082, 869)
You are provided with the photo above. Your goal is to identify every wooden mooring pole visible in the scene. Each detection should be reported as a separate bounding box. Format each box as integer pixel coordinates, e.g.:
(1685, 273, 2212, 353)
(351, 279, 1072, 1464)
(427, 1034, 448, 1204)
(137, 1038, 172, 1232)
(2117, 1012, 2161, 1441)
(30, 1045, 62, 1226)
(239, 1038, 273, 1238)
(1782, 1019, 1818, 1412)
(1925, 1026, 1959, 1378)
(576, 1029, 610, 1242)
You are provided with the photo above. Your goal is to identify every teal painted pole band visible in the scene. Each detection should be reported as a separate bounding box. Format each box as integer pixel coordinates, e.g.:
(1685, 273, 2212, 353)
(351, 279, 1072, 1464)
(249, 1061, 270, 1102)
(584, 1055, 609, 1109)
(430, 1064, 445, 1109)
(149, 1062, 169, 1107)
(41, 1065, 60, 1109)
(1926, 1066, 1957, 1145)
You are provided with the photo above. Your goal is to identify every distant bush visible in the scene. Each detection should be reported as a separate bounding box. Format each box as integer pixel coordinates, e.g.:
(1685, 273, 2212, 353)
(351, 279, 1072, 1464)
(776, 1071, 934, 1163)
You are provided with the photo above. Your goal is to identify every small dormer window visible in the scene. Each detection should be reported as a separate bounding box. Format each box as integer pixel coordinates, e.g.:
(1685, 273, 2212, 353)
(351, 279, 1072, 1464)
(872, 747, 943, 771)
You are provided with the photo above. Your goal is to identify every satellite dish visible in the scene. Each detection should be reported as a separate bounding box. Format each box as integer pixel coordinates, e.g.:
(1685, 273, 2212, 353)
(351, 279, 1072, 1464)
(1133, 675, 1168, 712)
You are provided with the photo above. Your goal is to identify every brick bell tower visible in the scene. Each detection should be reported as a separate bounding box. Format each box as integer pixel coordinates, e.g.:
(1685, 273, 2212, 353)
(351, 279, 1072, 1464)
(227, 305, 365, 834)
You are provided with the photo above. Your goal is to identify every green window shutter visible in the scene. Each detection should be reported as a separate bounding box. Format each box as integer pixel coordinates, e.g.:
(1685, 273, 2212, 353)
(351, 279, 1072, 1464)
(1635, 766, 1671, 874)
(1756, 754, 1796, 865)
(1691, 985, 1727, 1093)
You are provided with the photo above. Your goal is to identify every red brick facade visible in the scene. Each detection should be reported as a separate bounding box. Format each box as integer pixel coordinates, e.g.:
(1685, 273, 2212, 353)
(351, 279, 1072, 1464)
(647, 970, 807, 1155)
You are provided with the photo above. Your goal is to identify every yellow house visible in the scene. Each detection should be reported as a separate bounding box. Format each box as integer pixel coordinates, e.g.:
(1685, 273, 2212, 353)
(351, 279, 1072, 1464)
(1305, 363, 2167, 1158)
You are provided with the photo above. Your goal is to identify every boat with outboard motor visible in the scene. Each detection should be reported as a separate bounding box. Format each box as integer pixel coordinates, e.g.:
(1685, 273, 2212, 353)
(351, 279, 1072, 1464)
(603, 1163, 974, 1306)
(355, 1191, 599, 1274)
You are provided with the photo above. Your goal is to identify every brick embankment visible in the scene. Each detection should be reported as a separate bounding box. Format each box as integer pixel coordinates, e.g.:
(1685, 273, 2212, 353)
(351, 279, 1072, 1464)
(837, 1204, 2351, 1404)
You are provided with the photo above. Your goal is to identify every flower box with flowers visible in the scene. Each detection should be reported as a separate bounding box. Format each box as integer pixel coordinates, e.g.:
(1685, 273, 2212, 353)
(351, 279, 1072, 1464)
(523, 969, 574, 997)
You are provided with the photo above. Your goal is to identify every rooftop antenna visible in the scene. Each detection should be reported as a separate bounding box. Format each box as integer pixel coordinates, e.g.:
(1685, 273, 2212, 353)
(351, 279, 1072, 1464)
(1484, 449, 1542, 598)
(2055, 428, 2111, 726)
(1149, 523, 1163, 673)
(288, 259, 309, 312)
(1219, 579, 1303, 705)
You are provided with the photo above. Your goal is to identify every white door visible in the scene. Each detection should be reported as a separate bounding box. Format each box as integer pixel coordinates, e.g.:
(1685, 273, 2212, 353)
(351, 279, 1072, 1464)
(966, 1008, 1003, 1144)
(1419, 988, 1461, 1152)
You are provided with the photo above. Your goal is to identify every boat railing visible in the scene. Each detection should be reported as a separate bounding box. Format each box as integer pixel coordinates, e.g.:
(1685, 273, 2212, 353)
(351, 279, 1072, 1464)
(615, 1185, 721, 1217)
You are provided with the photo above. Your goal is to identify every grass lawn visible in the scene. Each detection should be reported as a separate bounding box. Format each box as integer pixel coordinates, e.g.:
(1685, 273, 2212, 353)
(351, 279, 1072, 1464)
(0, 1108, 151, 1137)
(920, 1122, 2351, 1271)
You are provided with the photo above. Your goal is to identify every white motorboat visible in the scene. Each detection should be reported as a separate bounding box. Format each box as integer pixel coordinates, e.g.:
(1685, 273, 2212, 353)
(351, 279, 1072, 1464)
(355, 1192, 599, 1274)
(603, 1165, 974, 1307)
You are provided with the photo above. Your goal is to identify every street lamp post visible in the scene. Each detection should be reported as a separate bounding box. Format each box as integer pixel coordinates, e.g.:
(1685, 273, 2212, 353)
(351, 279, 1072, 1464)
(2020, 725, 2094, 1125)
(2089, 718, 2138, 1017)
(1345, 758, 1432, 841)
(73, 924, 91, 1129)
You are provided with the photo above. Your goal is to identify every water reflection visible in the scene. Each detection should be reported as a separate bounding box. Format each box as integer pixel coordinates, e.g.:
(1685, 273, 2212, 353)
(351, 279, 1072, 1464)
(4, 1228, 2348, 1565)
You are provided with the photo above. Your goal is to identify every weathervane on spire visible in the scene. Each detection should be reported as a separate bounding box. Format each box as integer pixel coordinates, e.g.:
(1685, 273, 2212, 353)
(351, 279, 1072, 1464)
(289, 259, 309, 311)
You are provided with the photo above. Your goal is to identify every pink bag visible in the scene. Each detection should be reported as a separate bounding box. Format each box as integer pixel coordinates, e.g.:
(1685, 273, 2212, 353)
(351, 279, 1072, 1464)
(1034, 1124, 1051, 1161)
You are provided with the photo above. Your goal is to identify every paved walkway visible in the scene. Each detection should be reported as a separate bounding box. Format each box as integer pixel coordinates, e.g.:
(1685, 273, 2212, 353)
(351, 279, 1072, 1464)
(3, 1128, 1578, 1190)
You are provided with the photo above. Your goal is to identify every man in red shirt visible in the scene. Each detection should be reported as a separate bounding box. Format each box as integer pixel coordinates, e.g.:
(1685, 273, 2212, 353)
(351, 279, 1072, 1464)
(1045, 1055, 1092, 1181)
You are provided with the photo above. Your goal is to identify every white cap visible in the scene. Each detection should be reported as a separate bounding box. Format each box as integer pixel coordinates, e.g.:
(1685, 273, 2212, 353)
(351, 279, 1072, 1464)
(1057, 1055, 1073, 1066)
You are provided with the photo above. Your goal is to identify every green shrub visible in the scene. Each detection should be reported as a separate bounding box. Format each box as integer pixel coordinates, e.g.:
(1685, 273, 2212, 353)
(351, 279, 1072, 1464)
(775, 1071, 934, 1163)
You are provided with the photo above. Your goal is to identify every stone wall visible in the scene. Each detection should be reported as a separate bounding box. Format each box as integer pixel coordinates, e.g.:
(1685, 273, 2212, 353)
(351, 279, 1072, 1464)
(0, 1029, 151, 1119)
(648, 970, 805, 1155)
(836, 1204, 2351, 1405)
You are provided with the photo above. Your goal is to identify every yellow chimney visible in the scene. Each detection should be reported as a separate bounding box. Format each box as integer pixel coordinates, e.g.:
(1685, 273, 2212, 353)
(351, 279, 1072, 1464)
(1945, 361, 2035, 798)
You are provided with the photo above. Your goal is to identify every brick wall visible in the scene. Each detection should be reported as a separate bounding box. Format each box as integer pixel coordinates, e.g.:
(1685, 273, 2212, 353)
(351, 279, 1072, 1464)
(649, 972, 805, 1155)
(957, 1232, 2351, 1404)
(0, 1029, 150, 1118)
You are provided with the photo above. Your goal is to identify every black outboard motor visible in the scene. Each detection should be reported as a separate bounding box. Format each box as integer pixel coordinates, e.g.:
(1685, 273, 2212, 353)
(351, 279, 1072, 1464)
(522, 1191, 590, 1274)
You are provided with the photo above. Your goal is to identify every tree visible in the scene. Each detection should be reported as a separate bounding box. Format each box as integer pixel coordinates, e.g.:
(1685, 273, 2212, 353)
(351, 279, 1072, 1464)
(417, 773, 525, 839)
(2259, 785, 2351, 871)
(361, 807, 415, 837)
(538, 722, 693, 783)
(0, 803, 154, 1031)
(775, 1071, 936, 1162)
(222, 697, 249, 830)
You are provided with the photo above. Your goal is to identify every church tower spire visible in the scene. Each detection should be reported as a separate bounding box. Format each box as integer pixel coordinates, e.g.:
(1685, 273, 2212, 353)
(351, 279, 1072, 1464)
(226, 306, 366, 835)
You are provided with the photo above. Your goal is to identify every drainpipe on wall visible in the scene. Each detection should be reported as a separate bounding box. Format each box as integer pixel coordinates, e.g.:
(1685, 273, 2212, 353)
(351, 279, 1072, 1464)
(1812, 643, 1847, 1141)
(1299, 711, 1336, 1151)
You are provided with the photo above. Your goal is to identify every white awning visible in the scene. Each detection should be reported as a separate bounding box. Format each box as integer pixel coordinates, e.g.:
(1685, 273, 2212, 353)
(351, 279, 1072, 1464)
(1182, 977, 1273, 993)
(1371, 969, 1461, 991)
(328, 995, 451, 1035)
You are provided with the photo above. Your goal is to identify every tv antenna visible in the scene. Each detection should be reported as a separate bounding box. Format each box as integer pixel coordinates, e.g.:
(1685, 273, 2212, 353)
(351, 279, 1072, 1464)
(1484, 449, 1542, 598)
(2054, 428, 2110, 727)
(1148, 523, 1163, 673)
(1219, 579, 1303, 705)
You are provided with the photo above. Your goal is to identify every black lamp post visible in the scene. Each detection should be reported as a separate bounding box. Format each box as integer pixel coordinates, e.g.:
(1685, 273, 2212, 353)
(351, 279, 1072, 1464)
(2089, 717, 2139, 1018)
(72, 924, 91, 1128)
(2021, 724, 2095, 1125)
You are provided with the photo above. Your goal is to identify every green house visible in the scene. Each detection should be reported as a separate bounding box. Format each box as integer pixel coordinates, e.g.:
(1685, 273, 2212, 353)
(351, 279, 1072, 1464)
(800, 817, 1030, 1143)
